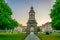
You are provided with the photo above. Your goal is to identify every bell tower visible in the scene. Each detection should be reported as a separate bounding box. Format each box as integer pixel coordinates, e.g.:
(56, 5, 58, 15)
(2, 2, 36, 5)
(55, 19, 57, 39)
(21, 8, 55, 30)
(26, 6, 37, 34)
(29, 6, 35, 20)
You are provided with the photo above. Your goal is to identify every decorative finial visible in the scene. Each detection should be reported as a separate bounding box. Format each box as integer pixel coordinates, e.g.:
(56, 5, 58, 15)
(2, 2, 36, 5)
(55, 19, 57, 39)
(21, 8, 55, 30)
(29, 6, 35, 13)
(31, 6, 33, 10)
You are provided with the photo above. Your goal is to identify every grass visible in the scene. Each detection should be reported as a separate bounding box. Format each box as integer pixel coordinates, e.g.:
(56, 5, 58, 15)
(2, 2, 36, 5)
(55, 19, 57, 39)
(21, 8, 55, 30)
(37, 33, 60, 40)
(0, 32, 28, 40)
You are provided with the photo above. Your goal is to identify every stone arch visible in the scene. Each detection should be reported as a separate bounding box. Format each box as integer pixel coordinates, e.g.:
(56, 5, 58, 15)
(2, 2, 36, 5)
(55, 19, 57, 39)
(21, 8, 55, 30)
(30, 26, 34, 32)
(26, 24, 37, 34)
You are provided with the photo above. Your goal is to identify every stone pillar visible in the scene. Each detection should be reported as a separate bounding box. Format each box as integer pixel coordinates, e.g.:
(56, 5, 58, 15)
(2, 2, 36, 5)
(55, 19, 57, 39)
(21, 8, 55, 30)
(34, 25, 37, 34)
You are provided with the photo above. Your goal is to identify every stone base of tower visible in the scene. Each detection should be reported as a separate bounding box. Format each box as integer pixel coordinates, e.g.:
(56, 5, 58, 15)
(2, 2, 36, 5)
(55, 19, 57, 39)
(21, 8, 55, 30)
(26, 23, 37, 34)
(26, 27, 37, 34)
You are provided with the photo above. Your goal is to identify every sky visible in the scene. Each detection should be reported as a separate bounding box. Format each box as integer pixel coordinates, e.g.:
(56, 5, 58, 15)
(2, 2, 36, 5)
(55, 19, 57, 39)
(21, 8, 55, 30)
(5, 0, 55, 26)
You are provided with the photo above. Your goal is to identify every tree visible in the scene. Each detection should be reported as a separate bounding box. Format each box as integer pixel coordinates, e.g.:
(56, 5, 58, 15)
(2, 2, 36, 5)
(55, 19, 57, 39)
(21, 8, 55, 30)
(50, 0, 60, 30)
(0, 0, 18, 30)
(37, 27, 40, 32)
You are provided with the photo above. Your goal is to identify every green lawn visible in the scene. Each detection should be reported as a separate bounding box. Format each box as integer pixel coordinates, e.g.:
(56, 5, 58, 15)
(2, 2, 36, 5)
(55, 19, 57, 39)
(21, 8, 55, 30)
(37, 33, 60, 40)
(0, 32, 28, 40)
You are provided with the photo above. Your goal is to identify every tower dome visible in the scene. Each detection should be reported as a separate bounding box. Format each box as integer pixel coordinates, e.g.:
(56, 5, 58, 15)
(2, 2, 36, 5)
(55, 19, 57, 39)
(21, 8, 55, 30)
(29, 6, 35, 13)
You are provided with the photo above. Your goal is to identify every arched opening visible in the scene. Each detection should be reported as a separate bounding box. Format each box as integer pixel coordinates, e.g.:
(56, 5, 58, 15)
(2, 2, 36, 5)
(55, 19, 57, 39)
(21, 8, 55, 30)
(30, 27, 34, 32)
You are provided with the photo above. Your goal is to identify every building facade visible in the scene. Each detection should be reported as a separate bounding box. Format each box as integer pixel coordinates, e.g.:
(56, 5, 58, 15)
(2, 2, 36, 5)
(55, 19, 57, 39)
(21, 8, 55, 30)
(14, 24, 26, 32)
(40, 22, 52, 33)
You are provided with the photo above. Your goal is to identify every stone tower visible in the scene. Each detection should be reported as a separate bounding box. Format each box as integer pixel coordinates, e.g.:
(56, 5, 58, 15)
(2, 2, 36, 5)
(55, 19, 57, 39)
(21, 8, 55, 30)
(26, 6, 37, 34)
